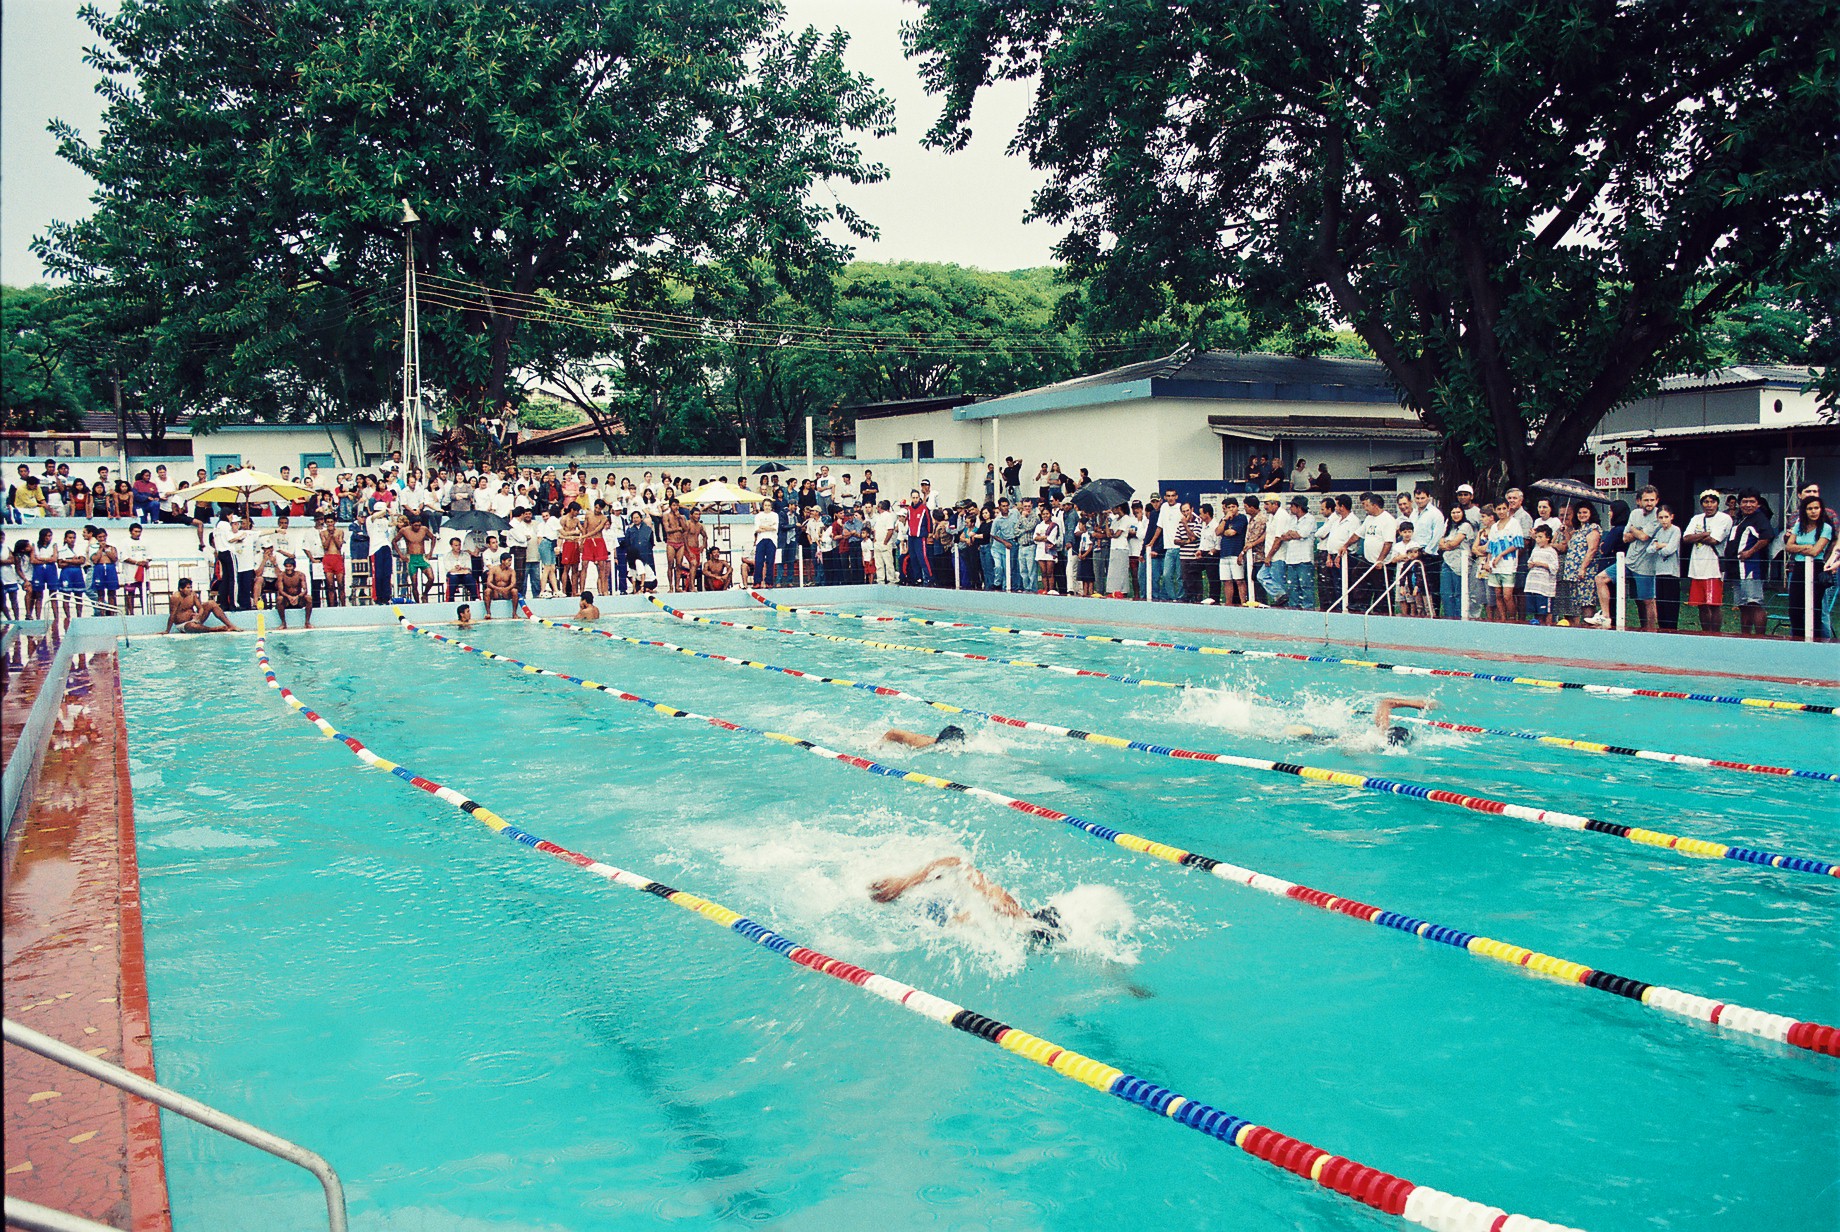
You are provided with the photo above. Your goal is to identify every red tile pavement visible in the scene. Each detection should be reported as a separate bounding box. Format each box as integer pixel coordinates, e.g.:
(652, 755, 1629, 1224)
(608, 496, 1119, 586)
(4, 651, 171, 1232)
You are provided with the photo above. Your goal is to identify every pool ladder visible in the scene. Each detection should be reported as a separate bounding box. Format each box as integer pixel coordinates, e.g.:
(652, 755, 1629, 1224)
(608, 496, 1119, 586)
(2, 1018, 347, 1232)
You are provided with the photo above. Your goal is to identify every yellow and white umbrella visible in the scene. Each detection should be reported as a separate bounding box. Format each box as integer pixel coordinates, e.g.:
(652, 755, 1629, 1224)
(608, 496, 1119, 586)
(173, 467, 315, 506)
(679, 481, 766, 507)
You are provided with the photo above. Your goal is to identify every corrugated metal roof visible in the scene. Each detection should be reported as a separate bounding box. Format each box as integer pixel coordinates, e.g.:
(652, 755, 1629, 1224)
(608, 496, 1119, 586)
(1593, 420, 1839, 443)
(1655, 365, 1821, 392)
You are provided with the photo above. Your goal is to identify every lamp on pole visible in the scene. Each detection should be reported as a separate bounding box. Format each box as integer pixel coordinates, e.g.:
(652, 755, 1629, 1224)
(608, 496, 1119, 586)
(399, 199, 427, 472)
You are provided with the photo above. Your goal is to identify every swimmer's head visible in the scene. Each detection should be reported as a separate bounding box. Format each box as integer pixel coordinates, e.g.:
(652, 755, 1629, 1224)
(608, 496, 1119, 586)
(935, 724, 967, 747)
(1386, 725, 1411, 747)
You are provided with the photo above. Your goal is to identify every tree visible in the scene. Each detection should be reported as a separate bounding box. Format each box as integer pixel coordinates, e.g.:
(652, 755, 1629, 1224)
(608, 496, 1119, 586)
(2, 285, 90, 432)
(907, 0, 1840, 488)
(37, 0, 892, 436)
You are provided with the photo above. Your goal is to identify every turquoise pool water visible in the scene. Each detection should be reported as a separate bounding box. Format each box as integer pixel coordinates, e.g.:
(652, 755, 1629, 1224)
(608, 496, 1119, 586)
(121, 605, 1837, 1230)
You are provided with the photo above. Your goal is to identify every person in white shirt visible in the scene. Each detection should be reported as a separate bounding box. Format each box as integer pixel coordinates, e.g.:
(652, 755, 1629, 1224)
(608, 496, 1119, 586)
(1258, 494, 1295, 605)
(1314, 495, 1356, 608)
(918, 478, 940, 511)
(229, 516, 262, 610)
(294, 515, 326, 602)
(121, 522, 151, 613)
(440, 536, 475, 600)
(1352, 492, 1398, 613)
(507, 507, 539, 598)
(837, 475, 858, 510)
(1281, 495, 1317, 609)
(1031, 507, 1063, 594)
(1680, 488, 1734, 633)
(753, 503, 781, 586)
(858, 500, 891, 585)
(1150, 491, 1184, 600)
(537, 509, 561, 597)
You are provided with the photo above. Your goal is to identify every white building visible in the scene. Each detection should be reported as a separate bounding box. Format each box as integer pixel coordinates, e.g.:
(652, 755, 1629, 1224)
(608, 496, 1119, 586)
(852, 350, 1434, 505)
(1587, 366, 1833, 513)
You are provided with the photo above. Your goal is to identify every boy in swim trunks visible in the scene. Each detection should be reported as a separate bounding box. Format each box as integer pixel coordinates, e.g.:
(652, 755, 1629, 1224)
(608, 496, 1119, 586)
(395, 516, 435, 602)
(481, 554, 519, 619)
(275, 557, 313, 628)
(89, 528, 120, 611)
(163, 578, 239, 632)
(701, 546, 731, 592)
(869, 856, 1065, 948)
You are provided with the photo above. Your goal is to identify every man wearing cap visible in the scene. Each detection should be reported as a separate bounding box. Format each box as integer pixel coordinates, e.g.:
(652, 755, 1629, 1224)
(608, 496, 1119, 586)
(1452, 483, 1482, 531)
(1680, 488, 1733, 633)
(918, 478, 939, 511)
(1283, 494, 1318, 608)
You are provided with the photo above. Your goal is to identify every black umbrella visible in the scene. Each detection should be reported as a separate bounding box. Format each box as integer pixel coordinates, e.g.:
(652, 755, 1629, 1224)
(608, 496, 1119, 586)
(753, 462, 790, 474)
(442, 509, 511, 533)
(1532, 477, 1603, 504)
(1071, 478, 1135, 513)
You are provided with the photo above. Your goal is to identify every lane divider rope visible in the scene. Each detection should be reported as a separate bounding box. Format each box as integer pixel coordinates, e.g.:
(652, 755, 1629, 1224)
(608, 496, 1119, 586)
(748, 590, 1837, 716)
(640, 602, 1837, 880)
(418, 606, 1838, 1059)
(646, 600, 1831, 785)
(1392, 716, 1839, 783)
(254, 610, 1589, 1232)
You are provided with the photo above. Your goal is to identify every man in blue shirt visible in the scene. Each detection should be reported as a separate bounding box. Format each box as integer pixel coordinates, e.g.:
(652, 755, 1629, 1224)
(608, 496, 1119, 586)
(991, 498, 1021, 591)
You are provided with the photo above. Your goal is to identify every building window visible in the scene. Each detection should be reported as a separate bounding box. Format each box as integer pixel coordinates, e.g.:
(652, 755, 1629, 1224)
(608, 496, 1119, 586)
(899, 442, 914, 460)
(917, 439, 935, 459)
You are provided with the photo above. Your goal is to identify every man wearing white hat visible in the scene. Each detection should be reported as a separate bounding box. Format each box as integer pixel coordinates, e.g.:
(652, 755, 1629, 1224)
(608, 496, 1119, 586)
(1680, 488, 1733, 633)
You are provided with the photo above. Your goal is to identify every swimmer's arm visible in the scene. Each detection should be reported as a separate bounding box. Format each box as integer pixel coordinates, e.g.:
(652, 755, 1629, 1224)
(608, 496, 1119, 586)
(953, 862, 1029, 921)
(1373, 697, 1434, 727)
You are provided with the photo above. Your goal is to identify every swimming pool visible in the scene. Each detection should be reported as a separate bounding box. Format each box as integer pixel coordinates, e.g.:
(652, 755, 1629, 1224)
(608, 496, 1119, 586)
(120, 600, 1837, 1230)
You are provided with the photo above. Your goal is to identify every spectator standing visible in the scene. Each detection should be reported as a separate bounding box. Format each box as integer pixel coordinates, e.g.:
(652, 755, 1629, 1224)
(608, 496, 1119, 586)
(1410, 487, 1446, 614)
(1650, 505, 1682, 630)
(1731, 489, 1775, 636)
(1149, 490, 1183, 601)
(1558, 503, 1601, 623)
(1215, 498, 1248, 606)
(1525, 526, 1560, 624)
(1681, 489, 1733, 633)
(1353, 493, 1398, 614)
(1176, 501, 1206, 602)
(1315, 495, 1355, 609)
(1436, 502, 1478, 619)
(1784, 494, 1834, 641)
(1484, 502, 1524, 622)
(1281, 495, 1317, 609)
(753, 498, 781, 587)
(1617, 486, 1663, 631)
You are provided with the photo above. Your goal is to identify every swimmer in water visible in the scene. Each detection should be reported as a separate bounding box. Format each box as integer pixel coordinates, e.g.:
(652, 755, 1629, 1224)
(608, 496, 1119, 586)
(1285, 696, 1434, 747)
(870, 856, 1065, 947)
(881, 724, 967, 749)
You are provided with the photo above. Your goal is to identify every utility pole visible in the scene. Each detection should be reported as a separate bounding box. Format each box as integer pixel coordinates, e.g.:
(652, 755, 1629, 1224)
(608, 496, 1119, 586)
(112, 357, 129, 479)
(400, 200, 426, 472)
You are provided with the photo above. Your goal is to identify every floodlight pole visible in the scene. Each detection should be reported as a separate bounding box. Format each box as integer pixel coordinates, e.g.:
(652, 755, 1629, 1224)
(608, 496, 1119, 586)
(400, 200, 427, 473)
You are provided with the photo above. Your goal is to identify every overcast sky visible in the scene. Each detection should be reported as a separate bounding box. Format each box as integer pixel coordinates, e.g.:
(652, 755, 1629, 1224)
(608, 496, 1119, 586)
(0, 0, 1062, 286)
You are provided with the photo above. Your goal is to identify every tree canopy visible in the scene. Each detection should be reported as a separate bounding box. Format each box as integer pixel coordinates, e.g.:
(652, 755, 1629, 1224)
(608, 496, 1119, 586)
(906, 0, 1840, 485)
(36, 0, 892, 436)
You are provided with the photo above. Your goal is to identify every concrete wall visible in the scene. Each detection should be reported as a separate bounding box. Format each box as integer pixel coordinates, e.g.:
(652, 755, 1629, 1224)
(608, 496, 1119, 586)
(187, 425, 392, 475)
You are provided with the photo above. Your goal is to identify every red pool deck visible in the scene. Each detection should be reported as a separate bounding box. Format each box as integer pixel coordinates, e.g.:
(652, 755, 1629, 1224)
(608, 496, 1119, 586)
(3, 652, 172, 1232)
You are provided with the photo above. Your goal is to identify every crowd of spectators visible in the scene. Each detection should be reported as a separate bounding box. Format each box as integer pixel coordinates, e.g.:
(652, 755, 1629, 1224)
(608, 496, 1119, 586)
(4, 452, 1835, 640)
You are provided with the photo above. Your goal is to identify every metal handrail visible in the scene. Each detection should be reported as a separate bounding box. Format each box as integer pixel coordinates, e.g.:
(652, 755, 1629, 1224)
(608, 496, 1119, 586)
(3, 1020, 347, 1232)
(4, 1196, 123, 1232)
(1325, 556, 1388, 614)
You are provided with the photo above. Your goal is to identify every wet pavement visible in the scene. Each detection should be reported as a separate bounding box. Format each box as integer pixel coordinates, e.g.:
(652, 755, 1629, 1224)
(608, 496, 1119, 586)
(4, 651, 171, 1231)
